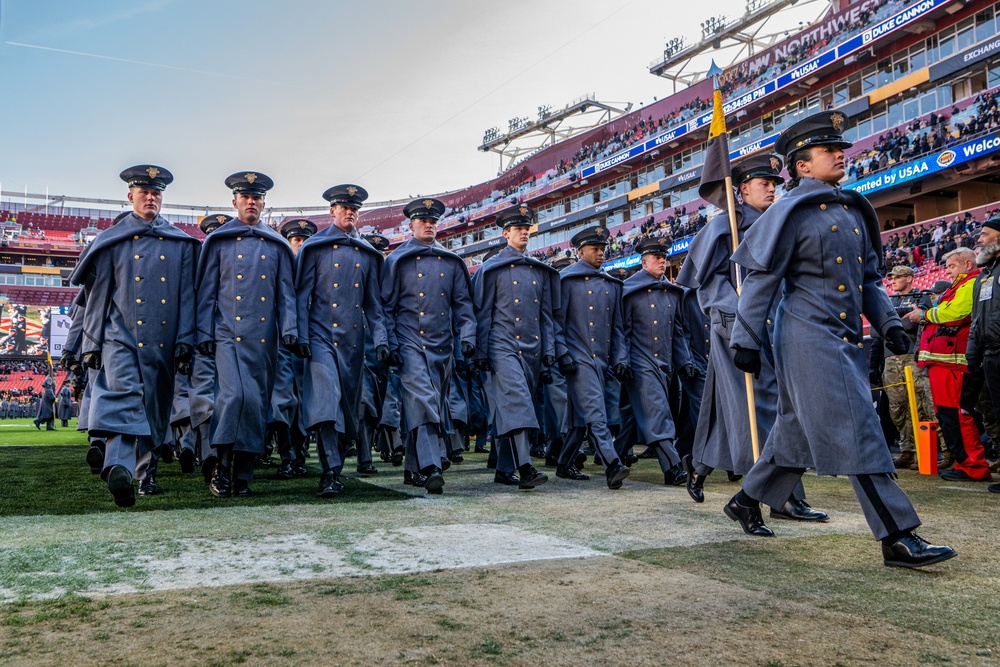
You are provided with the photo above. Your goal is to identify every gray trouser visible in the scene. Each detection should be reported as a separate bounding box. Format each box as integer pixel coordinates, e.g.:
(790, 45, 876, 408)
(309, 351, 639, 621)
(559, 423, 619, 469)
(742, 461, 920, 541)
(102, 434, 157, 481)
(498, 429, 532, 474)
(651, 438, 681, 472)
(406, 423, 442, 473)
(316, 423, 344, 475)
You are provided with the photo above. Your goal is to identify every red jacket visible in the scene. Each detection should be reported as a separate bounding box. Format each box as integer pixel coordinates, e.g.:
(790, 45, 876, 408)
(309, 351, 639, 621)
(917, 269, 980, 369)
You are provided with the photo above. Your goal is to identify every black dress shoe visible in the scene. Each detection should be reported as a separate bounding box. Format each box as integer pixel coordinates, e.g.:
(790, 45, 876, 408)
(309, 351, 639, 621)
(530, 446, 546, 458)
(86, 445, 104, 475)
(390, 450, 404, 466)
(938, 469, 985, 482)
(254, 455, 277, 467)
(726, 471, 743, 482)
(106, 465, 135, 508)
(201, 456, 218, 484)
(544, 455, 559, 467)
(160, 447, 175, 464)
(474, 442, 489, 453)
(573, 452, 587, 470)
(233, 480, 252, 498)
(403, 470, 427, 487)
(318, 471, 342, 498)
(663, 463, 688, 487)
(623, 453, 639, 467)
(555, 465, 590, 481)
(275, 463, 294, 480)
(882, 533, 957, 568)
(681, 454, 705, 503)
(345, 445, 357, 457)
(424, 469, 445, 494)
(447, 452, 464, 464)
(179, 449, 196, 474)
(724, 495, 774, 537)
(292, 463, 309, 477)
(518, 466, 548, 490)
(33, 420, 40, 430)
(636, 446, 658, 459)
(769, 497, 830, 522)
(493, 471, 521, 486)
(440, 459, 452, 472)
(356, 462, 379, 476)
(987, 483, 1000, 493)
(605, 463, 631, 489)
(138, 476, 161, 496)
(210, 468, 232, 498)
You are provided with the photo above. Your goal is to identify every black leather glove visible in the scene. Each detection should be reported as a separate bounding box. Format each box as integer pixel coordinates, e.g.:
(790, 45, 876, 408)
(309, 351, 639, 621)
(295, 342, 312, 359)
(539, 369, 554, 385)
(175, 342, 194, 364)
(454, 360, 469, 378)
(733, 347, 761, 378)
(613, 363, 633, 382)
(884, 326, 910, 356)
(60, 350, 76, 372)
(461, 341, 476, 358)
(679, 363, 699, 380)
(281, 334, 299, 350)
(197, 341, 215, 358)
(557, 353, 577, 376)
(473, 358, 492, 373)
(83, 351, 102, 370)
(387, 349, 403, 367)
(542, 355, 556, 368)
(375, 344, 389, 363)
(176, 359, 192, 376)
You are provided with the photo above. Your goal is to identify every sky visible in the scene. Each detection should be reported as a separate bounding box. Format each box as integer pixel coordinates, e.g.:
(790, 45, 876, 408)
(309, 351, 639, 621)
(0, 0, 824, 212)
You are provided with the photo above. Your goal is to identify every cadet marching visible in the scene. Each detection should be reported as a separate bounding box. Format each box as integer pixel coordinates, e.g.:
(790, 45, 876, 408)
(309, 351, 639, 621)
(59, 111, 956, 569)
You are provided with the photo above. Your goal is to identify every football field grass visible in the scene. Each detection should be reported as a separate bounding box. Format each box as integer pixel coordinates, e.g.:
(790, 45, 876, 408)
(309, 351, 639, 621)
(0, 424, 997, 666)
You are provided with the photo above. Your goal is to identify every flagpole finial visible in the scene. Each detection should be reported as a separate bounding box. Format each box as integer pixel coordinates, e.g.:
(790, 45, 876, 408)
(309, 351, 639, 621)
(707, 60, 724, 88)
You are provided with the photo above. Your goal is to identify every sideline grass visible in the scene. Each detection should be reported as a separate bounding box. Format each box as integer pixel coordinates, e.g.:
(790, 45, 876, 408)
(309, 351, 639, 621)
(0, 419, 87, 447)
(0, 445, 408, 517)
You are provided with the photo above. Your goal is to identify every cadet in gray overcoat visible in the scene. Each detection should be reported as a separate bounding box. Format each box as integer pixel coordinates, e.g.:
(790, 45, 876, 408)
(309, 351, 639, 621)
(296, 185, 388, 497)
(381, 198, 476, 494)
(69, 166, 198, 508)
(196, 172, 300, 498)
(727, 112, 955, 568)
(472, 206, 556, 490)
(34, 378, 56, 430)
(553, 226, 632, 489)
(56, 383, 73, 426)
(621, 237, 695, 486)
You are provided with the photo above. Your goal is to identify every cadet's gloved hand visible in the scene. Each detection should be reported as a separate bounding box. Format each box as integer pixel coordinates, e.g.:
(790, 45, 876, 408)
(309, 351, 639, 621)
(454, 360, 469, 378)
(175, 343, 194, 363)
(473, 358, 492, 373)
(557, 353, 577, 377)
(60, 350, 77, 372)
(539, 369, 554, 385)
(295, 342, 312, 359)
(613, 363, 633, 382)
(176, 360, 192, 376)
(387, 349, 403, 367)
(461, 341, 476, 358)
(542, 355, 556, 368)
(197, 341, 215, 358)
(375, 344, 390, 364)
(281, 334, 299, 351)
(884, 326, 911, 356)
(733, 347, 761, 378)
(82, 351, 102, 371)
(679, 363, 699, 380)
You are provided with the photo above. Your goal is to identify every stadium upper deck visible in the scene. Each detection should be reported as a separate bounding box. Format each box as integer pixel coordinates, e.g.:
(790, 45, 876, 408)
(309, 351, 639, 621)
(3, 0, 1000, 295)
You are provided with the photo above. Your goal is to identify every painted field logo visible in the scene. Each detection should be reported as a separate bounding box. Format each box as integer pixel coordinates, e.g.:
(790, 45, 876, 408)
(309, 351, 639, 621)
(937, 150, 957, 168)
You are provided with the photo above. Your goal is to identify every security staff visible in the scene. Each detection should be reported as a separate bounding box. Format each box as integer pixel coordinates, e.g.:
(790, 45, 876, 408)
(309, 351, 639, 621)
(69, 165, 198, 508)
(296, 185, 388, 497)
(472, 205, 556, 490)
(621, 237, 694, 486)
(877, 265, 933, 470)
(677, 153, 823, 522)
(553, 226, 631, 489)
(196, 172, 300, 498)
(728, 112, 955, 568)
(269, 217, 317, 481)
(381, 198, 476, 495)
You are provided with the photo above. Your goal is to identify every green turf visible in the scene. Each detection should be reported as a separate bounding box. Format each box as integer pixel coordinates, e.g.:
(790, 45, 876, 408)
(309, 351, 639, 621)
(0, 419, 88, 447)
(0, 445, 409, 517)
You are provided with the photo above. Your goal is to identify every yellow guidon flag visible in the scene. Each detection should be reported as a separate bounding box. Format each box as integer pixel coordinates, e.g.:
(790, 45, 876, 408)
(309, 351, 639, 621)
(697, 60, 733, 211)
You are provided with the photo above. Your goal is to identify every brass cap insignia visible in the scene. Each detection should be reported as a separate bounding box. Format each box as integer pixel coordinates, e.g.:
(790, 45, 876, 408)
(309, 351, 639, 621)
(658, 237, 667, 246)
(146, 167, 160, 179)
(298, 220, 308, 228)
(423, 199, 435, 209)
(770, 157, 782, 172)
(519, 206, 529, 217)
(245, 173, 258, 184)
(595, 227, 606, 237)
(830, 112, 845, 130)
(215, 215, 227, 223)
(347, 186, 358, 196)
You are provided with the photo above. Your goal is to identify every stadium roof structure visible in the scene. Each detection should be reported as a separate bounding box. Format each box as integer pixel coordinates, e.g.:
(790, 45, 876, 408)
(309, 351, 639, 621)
(649, 0, 833, 92)
(477, 94, 632, 173)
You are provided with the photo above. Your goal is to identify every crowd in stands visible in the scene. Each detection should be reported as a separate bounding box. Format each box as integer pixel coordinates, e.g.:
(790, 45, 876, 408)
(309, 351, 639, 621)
(718, 0, 905, 100)
(0, 360, 54, 379)
(882, 209, 996, 271)
(846, 90, 1000, 183)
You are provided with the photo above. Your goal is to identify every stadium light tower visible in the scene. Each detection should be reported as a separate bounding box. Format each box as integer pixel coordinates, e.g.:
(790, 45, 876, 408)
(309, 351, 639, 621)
(478, 94, 630, 173)
(649, 0, 832, 93)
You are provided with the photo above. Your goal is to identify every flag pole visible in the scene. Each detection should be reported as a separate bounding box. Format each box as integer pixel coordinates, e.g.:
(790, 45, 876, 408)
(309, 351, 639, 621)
(708, 61, 761, 462)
